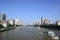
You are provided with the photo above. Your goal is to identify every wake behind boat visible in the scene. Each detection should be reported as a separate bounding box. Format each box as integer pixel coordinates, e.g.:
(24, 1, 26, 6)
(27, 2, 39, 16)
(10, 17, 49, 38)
(43, 31, 59, 40)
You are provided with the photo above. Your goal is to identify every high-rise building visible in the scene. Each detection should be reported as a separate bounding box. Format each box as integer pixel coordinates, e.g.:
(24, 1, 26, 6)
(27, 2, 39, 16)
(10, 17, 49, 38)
(41, 17, 50, 25)
(29, 22, 33, 25)
(33, 20, 41, 25)
(44, 18, 50, 25)
(0, 14, 6, 21)
(41, 17, 45, 25)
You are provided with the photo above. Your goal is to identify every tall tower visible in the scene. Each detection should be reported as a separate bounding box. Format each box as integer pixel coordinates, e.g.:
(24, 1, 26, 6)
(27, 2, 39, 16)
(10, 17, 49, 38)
(41, 17, 45, 25)
(0, 14, 6, 21)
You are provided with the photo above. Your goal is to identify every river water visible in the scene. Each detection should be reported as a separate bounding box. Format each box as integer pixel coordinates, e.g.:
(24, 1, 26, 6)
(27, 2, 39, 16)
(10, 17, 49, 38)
(0, 26, 60, 40)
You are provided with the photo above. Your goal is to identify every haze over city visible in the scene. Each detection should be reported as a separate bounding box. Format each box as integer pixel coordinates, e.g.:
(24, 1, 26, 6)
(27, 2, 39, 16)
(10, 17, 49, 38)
(0, 0, 60, 24)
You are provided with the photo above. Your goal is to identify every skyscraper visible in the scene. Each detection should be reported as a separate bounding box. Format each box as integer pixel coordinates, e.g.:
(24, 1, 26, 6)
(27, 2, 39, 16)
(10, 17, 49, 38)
(41, 17, 45, 25)
(41, 17, 50, 25)
(44, 18, 50, 25)
(0, 14, 6, 21)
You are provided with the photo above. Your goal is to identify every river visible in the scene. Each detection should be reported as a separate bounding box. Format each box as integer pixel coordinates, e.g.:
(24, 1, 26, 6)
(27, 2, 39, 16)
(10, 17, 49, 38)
(0, 26, 60, 40)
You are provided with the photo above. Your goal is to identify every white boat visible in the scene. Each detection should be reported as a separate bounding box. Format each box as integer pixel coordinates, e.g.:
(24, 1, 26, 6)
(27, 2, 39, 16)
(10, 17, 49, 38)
(43, 31, 59, 40)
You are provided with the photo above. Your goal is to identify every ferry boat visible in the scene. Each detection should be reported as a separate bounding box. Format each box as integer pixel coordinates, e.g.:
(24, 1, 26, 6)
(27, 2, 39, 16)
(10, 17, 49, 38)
(43, 31, 59, 40)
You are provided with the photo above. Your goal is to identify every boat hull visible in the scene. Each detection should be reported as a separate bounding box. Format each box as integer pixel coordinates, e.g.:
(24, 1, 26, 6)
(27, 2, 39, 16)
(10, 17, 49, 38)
(43, 35, 59, 40)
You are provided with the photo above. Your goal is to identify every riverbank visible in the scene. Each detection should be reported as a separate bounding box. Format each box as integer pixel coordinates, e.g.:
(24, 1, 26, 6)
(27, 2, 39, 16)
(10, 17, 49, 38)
(0, 27, 16, 32)
(40, 25, 60, 30)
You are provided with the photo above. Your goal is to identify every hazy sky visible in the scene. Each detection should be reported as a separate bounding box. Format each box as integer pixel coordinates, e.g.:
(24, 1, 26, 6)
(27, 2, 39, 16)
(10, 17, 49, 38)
(0, 0, 60, 23)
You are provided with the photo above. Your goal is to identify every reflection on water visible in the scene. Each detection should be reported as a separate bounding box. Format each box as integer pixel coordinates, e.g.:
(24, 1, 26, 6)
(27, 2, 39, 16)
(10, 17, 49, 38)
(0, 26, 60, 40)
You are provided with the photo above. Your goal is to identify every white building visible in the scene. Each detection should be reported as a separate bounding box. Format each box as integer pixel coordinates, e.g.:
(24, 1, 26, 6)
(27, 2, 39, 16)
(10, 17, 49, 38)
(8, 19, 14, 25)
(56, 21, 60, 26)
(15, 19, 22, 26)
(58, 22, 60, 26)
(2, 22, 7, 27)
(2, 20, 8, 27)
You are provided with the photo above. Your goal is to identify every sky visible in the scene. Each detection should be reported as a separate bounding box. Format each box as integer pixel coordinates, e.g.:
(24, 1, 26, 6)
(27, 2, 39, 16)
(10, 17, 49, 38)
(0, 0, 60, 23)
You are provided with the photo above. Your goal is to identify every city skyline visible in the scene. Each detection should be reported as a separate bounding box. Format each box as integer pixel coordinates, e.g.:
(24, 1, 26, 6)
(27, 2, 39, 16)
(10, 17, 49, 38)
(0, 0, 60, 23)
